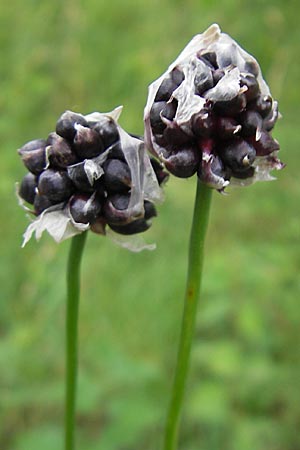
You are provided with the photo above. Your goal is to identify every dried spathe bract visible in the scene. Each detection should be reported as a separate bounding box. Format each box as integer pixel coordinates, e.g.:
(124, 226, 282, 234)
(17, 107, 166, 251)
(144, 24, 284, 190)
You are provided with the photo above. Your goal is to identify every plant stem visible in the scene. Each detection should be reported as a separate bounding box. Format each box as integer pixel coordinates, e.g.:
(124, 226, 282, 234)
(163, 180, 212, 450)
(65, 231, 87, 450)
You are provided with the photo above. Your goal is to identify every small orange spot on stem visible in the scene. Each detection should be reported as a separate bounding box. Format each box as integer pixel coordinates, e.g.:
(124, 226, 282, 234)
(187, 287, 194, 299)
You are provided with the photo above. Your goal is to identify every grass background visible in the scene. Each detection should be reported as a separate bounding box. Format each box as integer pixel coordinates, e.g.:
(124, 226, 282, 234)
(1, 0, 300, 449)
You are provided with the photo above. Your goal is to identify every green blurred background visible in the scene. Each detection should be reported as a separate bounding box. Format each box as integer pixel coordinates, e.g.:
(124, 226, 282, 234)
(1, 0, 300, 449)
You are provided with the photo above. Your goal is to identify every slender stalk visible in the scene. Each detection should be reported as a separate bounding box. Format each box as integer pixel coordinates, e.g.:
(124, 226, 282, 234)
(163, 180, 212, 450)
(65, 231, 87, 450)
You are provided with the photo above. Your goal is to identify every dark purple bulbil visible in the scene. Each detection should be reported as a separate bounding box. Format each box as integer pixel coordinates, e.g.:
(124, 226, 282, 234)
(17, 110, 166, 236)
(69, 194, 102, 224)
(103, 193, 157, 235)
(19, 173, 37, 204)
(103, 159, 132, 193)
(38, 169, 74, 203)
(162, 146, 200, 178)
(56, 111, 88, 141)
(18, 139, 47, 175)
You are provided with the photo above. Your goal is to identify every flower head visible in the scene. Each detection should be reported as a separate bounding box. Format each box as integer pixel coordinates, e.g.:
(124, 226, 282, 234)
(144, 24, 284, 190)
(17, 107, 167, 251)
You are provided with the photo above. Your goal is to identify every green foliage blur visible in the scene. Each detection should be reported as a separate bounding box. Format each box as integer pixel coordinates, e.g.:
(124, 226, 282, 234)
(1, 0, 300, 449)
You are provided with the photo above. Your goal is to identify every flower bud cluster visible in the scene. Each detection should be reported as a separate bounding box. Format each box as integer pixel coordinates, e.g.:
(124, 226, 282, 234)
(144, 24, 284, 190)
(18, 108, 166, 247)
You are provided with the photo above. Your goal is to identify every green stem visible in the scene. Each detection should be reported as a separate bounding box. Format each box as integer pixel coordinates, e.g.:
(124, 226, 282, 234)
(65, 232, 87, 450)
(163, 180, 212, 450)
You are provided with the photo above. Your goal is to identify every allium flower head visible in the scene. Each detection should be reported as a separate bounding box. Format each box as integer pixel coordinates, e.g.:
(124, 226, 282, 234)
(17, 107, 167, 251)
(144, 24, 284, 190)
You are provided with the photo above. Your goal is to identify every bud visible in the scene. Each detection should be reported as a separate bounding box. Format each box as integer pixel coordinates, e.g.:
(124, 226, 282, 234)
(150, 100, 177, 135)
(213, 92, 247, 116)
(69, 193, 102, 224)
(103, 194, 139, 226)
(34, 193, 55, 215)
(250, 94, 272, 117)
(90, 115, 120, 148)
(220, 138, 256, 172)
(103, 158, 132, 193)
(263, 101, 279, 132)
(73, 125, 104, 159)
(248, 131, 280, 156)
(107, 141, 126, 161)
(67, 161, 96, 192)
(163, 146, 200, 178)
(154, 68, 185, 102)
(105, 194, 157, 235)
(194, 61, 214, 95)
(18, 139, 47, 175)
(216, 117, 241, 139)
(56, 111, 88, 141)
(109, 219, 151, 235)
(192, 108, 215, 137)
(240, 73, 260, 101)
(240, 110, 262, 137)
(144, 24, 284, 190)
(38, 169, 74, 202)
(19, 173, 37, 204)
(46, 132, 78, 168)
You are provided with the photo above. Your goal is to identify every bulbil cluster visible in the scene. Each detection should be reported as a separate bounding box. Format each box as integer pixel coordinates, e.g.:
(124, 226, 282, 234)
(144, 24, 284, 190)
(18, 109, 166, 243)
